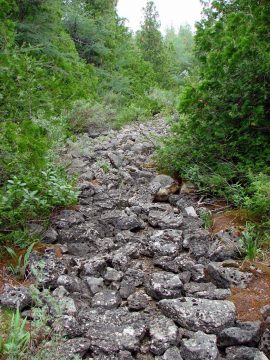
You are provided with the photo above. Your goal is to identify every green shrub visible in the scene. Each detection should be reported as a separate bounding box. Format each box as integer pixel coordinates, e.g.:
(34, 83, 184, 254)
(66, 100, 116, 134)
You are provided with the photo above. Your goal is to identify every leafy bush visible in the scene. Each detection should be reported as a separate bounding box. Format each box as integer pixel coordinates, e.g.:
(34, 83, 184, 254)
(66, 100, 116, 134)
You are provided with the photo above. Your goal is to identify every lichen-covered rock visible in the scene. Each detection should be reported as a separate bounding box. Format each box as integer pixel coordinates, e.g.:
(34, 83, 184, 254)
(91, 290, 121, 309)
(148, 211, 183, 229)
(127, 290, 151, 311)
(207, 262, 253, 289)
(0, 287, 31, 310)
(159, 297, 236, 334)
(180, 331, 220, 360)
(80, 307, 147, 354)
(225, 346, 268, 360)
(56, 338, 91, 359)
(145, 272, 183, 300)
(157, 347, 183, 360)
(86, 277, 104, 295)
(218, 321, 261, 347)
(148, 230, 183, 257)
(149, 315, 178, 355)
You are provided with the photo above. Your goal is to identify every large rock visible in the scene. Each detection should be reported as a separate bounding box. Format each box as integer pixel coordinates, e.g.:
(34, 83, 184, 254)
(56, 338, 91, 359)
(148, 211, 183, 229)
(145, 272, 183, 300)
(149, 315, 178, 355)
(150, 175, 179, 202)
(91, 290, 121, 309)
(225, 346, 268, 360)
(29, 250, 68, 287)
(149, 230, 183, 257)
(218, 321, 261, 347)
(0, 287, 31, 310)
(80, 308, 147, 354)
(159, 297, 236, 334)
(53, 210, 85, 229)
(207, 262, 253, 289)
(180, 331, 220, 360)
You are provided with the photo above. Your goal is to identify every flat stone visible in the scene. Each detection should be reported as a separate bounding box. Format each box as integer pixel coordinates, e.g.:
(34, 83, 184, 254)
(149, 315, 178, 355)
(145, 272, 183, 300)
(208, 232, 243, 261)
(225, 346, 268, 360)
(91, 290, 121, 309)
(207, 262, 253, 289)
(80, 308, 147, 354)
(218, 321, 261, 347)
(180, 331, 220, 360)
(148, 211, 183, 229)
(0, 287, 31, 310)
(159, 297, 236, 334)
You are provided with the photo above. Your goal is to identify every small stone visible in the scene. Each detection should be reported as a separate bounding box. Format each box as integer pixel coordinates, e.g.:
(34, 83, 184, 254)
(180, 331, 219, 360)
(259, 328, 270, 358)
(86, 277, 104, 295)
(127, 290, 150, 310)
(104, 267, 123, 282)
(185, 207, 198, 218)
(159, 347, 183, 360)
(91, 290, 121, 309)
(149, 315, 178, 355)
(42, 227, 58, 244)
(145, 272, 183, 300)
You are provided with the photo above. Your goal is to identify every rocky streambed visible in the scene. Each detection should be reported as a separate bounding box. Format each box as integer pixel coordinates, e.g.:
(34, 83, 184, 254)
(0, 118, 269, 359)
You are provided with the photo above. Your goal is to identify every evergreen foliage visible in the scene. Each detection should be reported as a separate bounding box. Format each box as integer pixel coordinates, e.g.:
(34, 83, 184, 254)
(157, 0, 270, 229)
(0, 0, 194, 247)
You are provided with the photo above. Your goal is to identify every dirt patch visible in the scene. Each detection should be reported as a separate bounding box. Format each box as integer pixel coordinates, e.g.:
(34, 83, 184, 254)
(230, 262, 270, 321)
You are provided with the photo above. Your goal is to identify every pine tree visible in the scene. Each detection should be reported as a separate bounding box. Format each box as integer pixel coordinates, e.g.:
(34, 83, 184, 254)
(136, 1, 166, 83)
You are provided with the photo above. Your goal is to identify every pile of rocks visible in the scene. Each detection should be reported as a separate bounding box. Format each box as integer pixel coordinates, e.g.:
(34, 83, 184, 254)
(0, 118, 269, 359)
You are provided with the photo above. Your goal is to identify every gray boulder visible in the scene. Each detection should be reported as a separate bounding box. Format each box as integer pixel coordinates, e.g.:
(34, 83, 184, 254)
(207, 262, 253, 289)
(149, 315, 178, 355)
(145, 272, 183, 300)
(218, 321, 261, 347)
(0, 287, 31, 310)
(80, 308, 147, 354)
(225, 346, 268, 360)
(91, 290, 121, 309)
(159, 297, 236, 334)
(148, 211, 183, 229)
(180, 331, 220, 360)
(56, 338, 91, 359)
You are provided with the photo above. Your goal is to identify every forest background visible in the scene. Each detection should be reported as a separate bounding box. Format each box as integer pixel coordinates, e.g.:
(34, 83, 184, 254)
(0, 0, 269, 254)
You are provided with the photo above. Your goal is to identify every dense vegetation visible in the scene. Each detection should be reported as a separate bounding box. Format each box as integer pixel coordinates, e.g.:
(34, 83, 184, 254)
(157, 0, 270, 249)
(0, 0, 193, 248)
